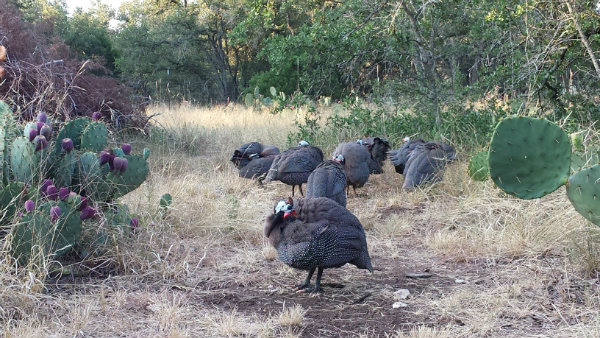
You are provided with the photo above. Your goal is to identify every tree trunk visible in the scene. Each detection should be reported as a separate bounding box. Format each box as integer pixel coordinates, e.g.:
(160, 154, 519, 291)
(564, 0, 600, 78)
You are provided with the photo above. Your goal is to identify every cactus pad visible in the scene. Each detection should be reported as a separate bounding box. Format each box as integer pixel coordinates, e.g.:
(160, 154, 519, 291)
(40, 201, 82, 256)
(106, 154, 149, 199)
(0, 182, 25, 225)
(75, 152, 112, 201)
(10, 212, 52, 265)
(488, 116, 571, 199)
(81, 121, 108, 152)
(53, 151, 76, 188)
(53, 117, 90, 156)
(566, 164, 600, 225)
(10, 136, 39, 184)
(468, 150, 489, 181)
(0, 101, 17, 185)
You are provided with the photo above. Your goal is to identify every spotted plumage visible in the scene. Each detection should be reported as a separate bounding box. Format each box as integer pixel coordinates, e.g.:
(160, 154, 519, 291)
(264, 142, 324, 196)
(230, 142, 280, 179)
(306, 157, 347, 207)
(332, 142, 370, 194)
(265, 197, 373, 293)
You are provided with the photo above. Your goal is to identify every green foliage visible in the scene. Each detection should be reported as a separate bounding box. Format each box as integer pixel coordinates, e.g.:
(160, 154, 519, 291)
(62, 7, 119, 70)
(488, 116, 571, 199)
(468, 150, 490, 181)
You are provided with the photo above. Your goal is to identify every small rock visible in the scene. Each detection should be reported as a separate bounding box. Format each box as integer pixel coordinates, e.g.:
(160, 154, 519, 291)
(393, 301, 408, 308)
(394, 289, 410, 300)
(455, 279, 467, 284)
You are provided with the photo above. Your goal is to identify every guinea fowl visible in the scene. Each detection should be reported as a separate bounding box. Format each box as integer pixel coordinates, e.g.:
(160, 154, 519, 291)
(360, 137, 390, 174)
(230, 142, 280, 179)
(264, 141, 324, 196)
(305, 155, 347, 207)
(402, 141, 457, 189)
(332, 142, 370, 195)
(387, 138, 425, 174)
(265, 197, 373, 294)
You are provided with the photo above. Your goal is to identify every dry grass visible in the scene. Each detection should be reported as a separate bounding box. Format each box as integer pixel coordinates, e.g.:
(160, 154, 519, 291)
(2, 103, 600, 337)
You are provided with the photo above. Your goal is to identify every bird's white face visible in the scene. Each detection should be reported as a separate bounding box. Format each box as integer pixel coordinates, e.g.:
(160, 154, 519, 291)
(333, 154, 344, 163)
(356, 139, 364, 145)
(402, 136, 410, 142)
(298, 140, 309, 146)
(275, 200, 293, 214)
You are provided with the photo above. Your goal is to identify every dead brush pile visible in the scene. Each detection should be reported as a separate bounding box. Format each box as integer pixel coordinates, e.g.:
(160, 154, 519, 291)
(0, 0, 146, 127)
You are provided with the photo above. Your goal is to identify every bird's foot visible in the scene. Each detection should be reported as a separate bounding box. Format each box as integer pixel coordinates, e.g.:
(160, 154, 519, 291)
(294, 282, 311, 291)
(297, 286, 323, 294)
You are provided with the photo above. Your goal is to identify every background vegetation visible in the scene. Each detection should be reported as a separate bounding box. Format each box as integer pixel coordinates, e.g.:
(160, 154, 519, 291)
(2, 0, 600, 144)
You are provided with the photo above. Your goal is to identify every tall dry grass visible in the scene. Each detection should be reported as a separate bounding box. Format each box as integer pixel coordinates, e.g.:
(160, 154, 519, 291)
(2, 103, 600, 336)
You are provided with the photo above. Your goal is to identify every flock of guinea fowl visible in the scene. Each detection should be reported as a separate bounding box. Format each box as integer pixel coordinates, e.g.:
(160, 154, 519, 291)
(230, 137, 456, 294)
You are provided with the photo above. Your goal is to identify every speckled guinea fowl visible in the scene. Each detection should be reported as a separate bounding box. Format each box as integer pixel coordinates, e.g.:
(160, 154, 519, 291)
(360, 137, 390, 174)
(238, 156, 276, 179)
(264, 142, 324, 196)
(387, 138, 425, 174)
(264, 197, 373, 293)
(230, 142, 280, 178)
(402, 141, 457, 189)
(332, 142, 370, 195)
(305, 156, 347, 207)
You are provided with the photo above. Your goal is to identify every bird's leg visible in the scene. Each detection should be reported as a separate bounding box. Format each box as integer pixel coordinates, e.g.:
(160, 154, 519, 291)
(353, 185, 358, 196)
(291, 185, 296, 197)
(295, 267, 315, 291)
(299, 184, 304, 196)
(301, 267, 324, 294)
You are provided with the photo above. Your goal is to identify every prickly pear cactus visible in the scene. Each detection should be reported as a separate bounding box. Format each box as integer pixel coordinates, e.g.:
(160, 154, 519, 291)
(106, 154, 149, 199)
(75, 152, 112, 201)
(488, 116, 571, 199)
(53, 117, 90, 156)
(10, 212, 52, 265)
(53, 151, 76, 188)
(39, 201, 82, 257)
(0, 102, 17, 185)
(566, 164, 600, 225)
(80, 121, 108, 152)
(0, 182, 25, 225)
(468, 150, 489, 181)
(10, 137, 40, 184)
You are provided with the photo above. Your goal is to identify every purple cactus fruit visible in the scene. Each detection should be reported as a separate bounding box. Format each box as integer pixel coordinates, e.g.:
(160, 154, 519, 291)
(50, 206, 60, 222)
(24, 200, 35, 212)
(99, 149, 113, 165)
(40, 124, 52, 140)
(40, 179, 53, 195)
(34, 135, 48, 151)
(92, 112, 101, 121)
(112, 157, 124, 173)
(28, 128, 38, 142)
(17, 211, 23, 217)
(37, 112, 47, 123)
(61, 138, 74, 152)
(80, 206, 96, 220)
(35, 121, 45, 132)
(120, 158, 128, 173)
(46, 185, 58, 200)
(121, 143, 132, 155)
(59, 187, 69, 201)
(77, 196, 88, 211)
(130, 217, 139, 229)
